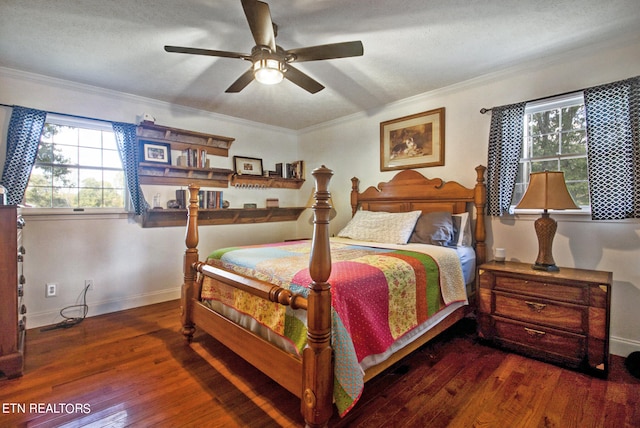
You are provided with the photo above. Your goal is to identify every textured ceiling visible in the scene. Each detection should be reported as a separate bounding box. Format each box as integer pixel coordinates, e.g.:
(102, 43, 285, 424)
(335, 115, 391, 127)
(1, 0, 639, 130)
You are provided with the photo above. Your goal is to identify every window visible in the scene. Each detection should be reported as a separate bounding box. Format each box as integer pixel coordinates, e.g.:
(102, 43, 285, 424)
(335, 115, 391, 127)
(511, 93, 590, 211)
(24, 115, 126, 210)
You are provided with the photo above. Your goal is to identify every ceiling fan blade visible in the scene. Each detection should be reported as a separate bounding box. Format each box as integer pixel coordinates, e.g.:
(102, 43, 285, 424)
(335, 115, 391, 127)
(284, 65, 324, 94)
(241, 0, 276, 51)
(164, 45, 249, 60)
(225, 68, 255, 93)
(286, 41, 363, 62)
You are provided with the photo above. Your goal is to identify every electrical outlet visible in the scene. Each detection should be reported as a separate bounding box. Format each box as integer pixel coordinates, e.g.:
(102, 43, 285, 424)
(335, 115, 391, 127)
(45, 283, 57, 298)
(85, 279, 93, 290)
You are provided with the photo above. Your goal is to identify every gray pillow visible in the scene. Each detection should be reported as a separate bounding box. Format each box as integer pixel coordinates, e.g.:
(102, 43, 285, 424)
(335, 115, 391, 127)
(408, 211, 454, 246)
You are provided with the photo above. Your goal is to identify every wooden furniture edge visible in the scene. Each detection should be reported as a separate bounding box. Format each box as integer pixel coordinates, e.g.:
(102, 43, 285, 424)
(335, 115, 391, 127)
(349, 165, 487, 265)
(182, 165, 334, 428)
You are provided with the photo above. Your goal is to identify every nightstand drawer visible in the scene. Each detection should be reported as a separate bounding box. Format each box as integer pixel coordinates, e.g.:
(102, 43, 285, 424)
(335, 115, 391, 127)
(494, 276, 586, 304)
(493, 316, 586, 364)
(494, 292, 586, 334)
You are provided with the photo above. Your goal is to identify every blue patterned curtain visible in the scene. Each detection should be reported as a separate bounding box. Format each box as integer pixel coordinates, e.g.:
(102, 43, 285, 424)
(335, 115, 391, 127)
(486, 102, 526, 216)
(585, 76, 640, 220)
(111, 122, 147, 215)
(1, 106, 47, 205)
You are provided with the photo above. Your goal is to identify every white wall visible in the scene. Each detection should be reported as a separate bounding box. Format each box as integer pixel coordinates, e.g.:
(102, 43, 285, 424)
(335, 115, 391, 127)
(1, 33, 639, 357)
(296, 34, 640, 357)
(0, 69, 304, 328)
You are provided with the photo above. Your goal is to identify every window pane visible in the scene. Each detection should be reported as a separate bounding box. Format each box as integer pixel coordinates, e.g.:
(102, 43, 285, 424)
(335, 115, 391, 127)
(560, 157, 588, 180)
(103, 150, 122, 169)
(530, 110, 559, 136)
(104, 170, 125, 188)
(52, 166, 77, 187)
(102, 132, 117, 150)
(53, 126, 78, 144)
(54, 144, 78, 165)
(78, 128, 102, 148)
(531, 134, 559, 157)
(530, 160, 558, 172)
(79, 147, 103, 167)
(103, 188, 125, 208)
(561, 130, 587, 155)
(561, 105, 586, 131)
(27, 118, 126, 209)
(79, 188, 104, 208)
(79, 168, 102, 187)
(513, 94, 589, 208)
(53, 187, 74, 208)
(36, 142, 53, 163)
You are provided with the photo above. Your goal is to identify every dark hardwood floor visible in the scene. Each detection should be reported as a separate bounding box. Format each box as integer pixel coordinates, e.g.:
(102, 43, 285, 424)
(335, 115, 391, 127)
(1, 300, 638, 427)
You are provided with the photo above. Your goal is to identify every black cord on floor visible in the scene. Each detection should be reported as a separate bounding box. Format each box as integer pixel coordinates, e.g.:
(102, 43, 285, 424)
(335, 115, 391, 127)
(40, 284, 90, 332)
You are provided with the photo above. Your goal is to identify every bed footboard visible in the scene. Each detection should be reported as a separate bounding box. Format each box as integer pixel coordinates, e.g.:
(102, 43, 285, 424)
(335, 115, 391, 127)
(181, 165, 335, 428)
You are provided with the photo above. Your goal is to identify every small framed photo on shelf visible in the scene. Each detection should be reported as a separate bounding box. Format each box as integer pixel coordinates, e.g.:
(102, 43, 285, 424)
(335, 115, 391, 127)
(234, 156, 263, 176)
(140, 140, 171, 164)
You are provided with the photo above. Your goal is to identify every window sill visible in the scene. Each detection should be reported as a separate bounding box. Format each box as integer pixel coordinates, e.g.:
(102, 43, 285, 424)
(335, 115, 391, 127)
(20, 208, 131, 221)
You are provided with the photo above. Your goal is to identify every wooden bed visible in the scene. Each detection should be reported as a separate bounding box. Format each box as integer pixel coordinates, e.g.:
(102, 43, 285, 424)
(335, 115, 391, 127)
(181, 165, 486, 427)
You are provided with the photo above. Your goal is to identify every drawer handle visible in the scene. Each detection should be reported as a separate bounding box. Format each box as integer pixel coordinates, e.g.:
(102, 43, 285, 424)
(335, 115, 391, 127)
(524, 327, 546, 338)
(525, 301, 547, 313)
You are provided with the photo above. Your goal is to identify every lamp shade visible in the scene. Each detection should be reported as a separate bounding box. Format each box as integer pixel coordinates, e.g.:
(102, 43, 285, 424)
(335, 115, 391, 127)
(516, 171, 578, 210)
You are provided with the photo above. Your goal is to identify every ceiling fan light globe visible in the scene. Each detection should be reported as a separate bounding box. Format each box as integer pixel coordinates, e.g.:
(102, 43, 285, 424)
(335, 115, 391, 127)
(253, 58, 284, 85)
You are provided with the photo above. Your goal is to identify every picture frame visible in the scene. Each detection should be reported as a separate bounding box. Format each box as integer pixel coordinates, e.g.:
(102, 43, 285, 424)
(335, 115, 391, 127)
(234, 156, 264, 176)
(140, 140, 171, 165)
(380, 107, 445, 171)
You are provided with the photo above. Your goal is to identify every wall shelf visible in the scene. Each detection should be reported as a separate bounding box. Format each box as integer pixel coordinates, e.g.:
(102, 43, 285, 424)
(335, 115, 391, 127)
(137, 122, 234, 157)
(138, 163, 234, 188)
(231, 174, 304, 189)
(136, 122, 235, 188)
(140, 207, 306, 228)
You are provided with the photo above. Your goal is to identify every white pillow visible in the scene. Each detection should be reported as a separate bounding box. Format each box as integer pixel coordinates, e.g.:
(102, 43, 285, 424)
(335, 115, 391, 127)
(338, 210, 422, 244)
(452, 212, 472, 247)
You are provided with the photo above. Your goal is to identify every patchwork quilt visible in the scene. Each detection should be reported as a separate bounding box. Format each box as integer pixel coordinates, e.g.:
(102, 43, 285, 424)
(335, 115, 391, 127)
(201, 238, 467, 415)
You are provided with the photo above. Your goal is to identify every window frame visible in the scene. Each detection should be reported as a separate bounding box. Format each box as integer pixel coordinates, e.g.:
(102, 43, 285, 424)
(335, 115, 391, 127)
(511, 92, 591, 215)
(22, 114, 129, 216)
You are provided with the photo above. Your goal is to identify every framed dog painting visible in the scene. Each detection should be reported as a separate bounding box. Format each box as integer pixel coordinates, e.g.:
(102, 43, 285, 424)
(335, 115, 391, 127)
(380, 107, 445, 171)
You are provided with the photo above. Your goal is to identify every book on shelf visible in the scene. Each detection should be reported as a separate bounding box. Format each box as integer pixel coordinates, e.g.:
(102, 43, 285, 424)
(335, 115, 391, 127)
(180, 148, 210, 168)
(175, 189, 223, 209)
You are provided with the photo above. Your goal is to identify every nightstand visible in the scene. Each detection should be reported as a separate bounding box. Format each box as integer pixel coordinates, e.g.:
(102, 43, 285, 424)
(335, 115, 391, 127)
(477, 260, 612, 377)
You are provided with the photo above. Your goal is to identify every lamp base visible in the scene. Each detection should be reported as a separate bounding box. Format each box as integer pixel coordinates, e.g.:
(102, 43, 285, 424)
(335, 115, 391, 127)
(532, 212, 560, 271)
(532, 262, 560, 272)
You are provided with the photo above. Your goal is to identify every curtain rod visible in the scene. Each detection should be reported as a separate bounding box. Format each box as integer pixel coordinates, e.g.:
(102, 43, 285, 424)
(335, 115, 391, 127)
(479, 88, 583, 114)
(479, 75, 639, 114)
(0, 102, 134, 125)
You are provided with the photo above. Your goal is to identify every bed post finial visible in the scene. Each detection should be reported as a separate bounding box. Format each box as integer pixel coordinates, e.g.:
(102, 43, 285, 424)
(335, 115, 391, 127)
(302, 165, 334, 428)
(182, 184, 200, 340)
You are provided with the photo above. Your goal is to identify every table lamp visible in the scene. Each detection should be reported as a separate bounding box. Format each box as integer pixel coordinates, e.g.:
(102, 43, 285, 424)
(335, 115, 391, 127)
(515, 171, 578, 272)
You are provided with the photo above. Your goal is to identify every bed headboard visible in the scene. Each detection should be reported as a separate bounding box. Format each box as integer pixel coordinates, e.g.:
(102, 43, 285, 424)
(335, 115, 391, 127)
(350, 165, 487, 264)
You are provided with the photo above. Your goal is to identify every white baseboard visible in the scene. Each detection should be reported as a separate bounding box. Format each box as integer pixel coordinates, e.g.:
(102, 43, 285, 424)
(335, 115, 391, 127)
(27, 287, 181, 330)
(610, 335, 640, 358)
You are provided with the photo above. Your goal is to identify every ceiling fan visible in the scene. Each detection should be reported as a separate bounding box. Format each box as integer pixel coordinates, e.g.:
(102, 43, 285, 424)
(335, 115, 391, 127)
(164, 0, 363, 94)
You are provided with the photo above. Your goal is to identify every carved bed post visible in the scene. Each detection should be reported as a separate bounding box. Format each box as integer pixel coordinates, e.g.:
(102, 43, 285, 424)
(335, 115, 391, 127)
(181, 184, 200, 341)
(302, 165, 334, 428)
(350, 176, 360, 215)
(474, 165, 487, 265)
